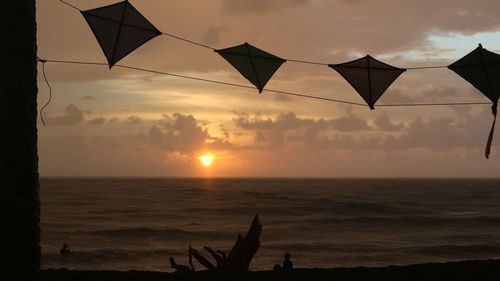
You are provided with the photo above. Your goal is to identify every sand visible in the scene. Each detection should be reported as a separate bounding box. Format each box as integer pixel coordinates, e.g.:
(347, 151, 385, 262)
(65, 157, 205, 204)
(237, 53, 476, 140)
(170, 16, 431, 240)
(41, 259, 500, 281)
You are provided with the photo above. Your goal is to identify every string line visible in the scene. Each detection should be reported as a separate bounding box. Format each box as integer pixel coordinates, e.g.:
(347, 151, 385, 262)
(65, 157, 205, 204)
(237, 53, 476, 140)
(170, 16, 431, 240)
(39, 60, 52, 126)
(59, 0, 81, 11)
(58, 0, 453, 70)
(377, 102, 489, 107)
(286, 59, 329, 66)
(37, 58, 490, 107)
(406, 65, 449, 70)
(161, 32, 215, 50)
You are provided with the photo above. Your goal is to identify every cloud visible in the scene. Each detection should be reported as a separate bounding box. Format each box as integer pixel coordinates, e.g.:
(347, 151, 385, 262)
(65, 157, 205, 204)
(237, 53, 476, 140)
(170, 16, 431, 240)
(201, 26, 225, 46)
(81, 95, 96, 101)
(39, 113, 232, 176)
(232, 111, 373, 149)
(338, 0, 367, 3)
(234, 111, 371, 132)
(38, 109, 500, 177)
(330, 113, 373, 131)
(382, 117, 467, 150)
(38, 134, 178, 177)
(229, 109, 499, 153)
(380, 112, 494, 151)
(127, 115, 142, 125)
(146, 113, 216, 153)
(221, 0, 312, 14)
(273, 94, 294, 102)
(379, 89, 415, 104)
(87, 117, 106, 125)
(373, 113, 405, 131)
(379, 86, 465, 105)
(234, 112, 320, 131)
(44, 104, 85, 126)
(422, 86, 458, 99)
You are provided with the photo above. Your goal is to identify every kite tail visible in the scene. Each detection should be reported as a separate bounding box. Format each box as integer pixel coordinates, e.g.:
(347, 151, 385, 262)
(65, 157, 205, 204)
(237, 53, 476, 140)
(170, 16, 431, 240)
(485, 103, 497, 159)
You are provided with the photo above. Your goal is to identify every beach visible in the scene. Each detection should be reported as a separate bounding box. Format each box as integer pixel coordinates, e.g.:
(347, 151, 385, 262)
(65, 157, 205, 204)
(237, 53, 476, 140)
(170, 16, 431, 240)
(41, 259, 500, 281)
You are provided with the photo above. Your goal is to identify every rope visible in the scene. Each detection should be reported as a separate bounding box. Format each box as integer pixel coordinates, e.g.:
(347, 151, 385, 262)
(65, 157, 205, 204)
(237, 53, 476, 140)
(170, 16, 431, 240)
(39, 60, 52, 127)
(37, 58, 491, 108)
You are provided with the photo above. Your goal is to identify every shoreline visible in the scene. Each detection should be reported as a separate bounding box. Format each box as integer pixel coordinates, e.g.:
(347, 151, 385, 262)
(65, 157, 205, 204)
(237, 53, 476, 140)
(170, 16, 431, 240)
(41, 258, 500, 281)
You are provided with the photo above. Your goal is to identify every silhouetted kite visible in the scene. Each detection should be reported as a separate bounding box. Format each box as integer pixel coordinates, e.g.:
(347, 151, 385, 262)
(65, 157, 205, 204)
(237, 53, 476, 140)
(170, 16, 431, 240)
(448, 44, 500, 159)
(81, 0, 161, 68)
(329, 56, 406, 109)
(215, 43, 286, 93)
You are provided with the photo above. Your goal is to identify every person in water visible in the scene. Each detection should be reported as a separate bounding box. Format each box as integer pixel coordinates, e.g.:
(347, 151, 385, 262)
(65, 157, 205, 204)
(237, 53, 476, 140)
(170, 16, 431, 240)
(60, 244, 70, 256)
(283, 252, 293, 270)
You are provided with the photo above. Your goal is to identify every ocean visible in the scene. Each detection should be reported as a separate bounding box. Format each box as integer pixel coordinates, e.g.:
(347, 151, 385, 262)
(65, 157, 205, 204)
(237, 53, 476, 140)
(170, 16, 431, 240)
(40, 178, 500, 272)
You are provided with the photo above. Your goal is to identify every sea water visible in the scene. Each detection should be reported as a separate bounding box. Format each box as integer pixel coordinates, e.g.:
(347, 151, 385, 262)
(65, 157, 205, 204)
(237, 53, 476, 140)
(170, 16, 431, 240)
(41, 178, 500, 272)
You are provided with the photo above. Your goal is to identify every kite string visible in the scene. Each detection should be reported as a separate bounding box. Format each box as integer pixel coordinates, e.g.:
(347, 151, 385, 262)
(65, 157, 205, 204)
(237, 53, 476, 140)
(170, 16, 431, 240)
(406, 65, 449, 70)
(160, 32, 215, 50)
(39, 59, 52, 127)
(45, 59, 366, 106)
(377, 102, 489, 107)
(59, 0, 81, 11)
(37, 58, 491, 107)
(286, 59, 329, 66)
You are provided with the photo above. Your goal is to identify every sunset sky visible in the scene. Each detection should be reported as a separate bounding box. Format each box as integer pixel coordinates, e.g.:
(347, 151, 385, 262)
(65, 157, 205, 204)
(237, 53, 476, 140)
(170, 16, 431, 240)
(36, 0, 500, 177)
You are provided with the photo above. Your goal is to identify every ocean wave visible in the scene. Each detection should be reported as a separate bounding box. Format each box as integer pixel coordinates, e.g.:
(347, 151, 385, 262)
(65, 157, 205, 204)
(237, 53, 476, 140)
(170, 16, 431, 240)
(302, 215, 500, 227)
(262, 242, 386, 253)
(43, 247, 183, 259)
(408, 243, 500, 257)
(78, 227, 234, 240)
(179, 200, 410, 217)
(183, 206, 307, 216)
(261, 242, 500, 261)
(42, 247, 185, 271)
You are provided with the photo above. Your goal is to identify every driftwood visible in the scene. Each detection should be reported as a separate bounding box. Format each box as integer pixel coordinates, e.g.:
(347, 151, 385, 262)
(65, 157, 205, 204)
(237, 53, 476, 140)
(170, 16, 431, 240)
(189, 246, 216, 270)
(204, 247, 224, 267)
(169, 257, 191, 272)
(170, 215, 262, 272)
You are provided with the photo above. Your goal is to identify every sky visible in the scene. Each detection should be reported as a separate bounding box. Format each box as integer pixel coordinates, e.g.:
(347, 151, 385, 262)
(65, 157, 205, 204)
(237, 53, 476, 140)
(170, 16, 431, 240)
(36, 0, 500, 177)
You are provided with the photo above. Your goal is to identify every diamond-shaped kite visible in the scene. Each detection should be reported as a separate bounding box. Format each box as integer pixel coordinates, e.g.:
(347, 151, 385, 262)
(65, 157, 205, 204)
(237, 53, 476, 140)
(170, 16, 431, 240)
(81, 0, 161, 68)
(215, 43, 286, 93)
(329, 56, 406, 110)
(448, 44, 500, 159)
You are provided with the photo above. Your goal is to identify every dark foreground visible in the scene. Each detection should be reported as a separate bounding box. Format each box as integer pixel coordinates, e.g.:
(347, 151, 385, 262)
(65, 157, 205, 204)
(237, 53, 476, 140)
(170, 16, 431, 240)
(41, 259, 500, 281)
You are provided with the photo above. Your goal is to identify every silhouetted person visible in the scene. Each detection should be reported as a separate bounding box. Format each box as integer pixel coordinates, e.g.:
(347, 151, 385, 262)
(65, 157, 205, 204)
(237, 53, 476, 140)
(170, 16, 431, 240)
(273, 264, 282, 270)
(60, 244, 70, 256)
(283, 252, 293, 270)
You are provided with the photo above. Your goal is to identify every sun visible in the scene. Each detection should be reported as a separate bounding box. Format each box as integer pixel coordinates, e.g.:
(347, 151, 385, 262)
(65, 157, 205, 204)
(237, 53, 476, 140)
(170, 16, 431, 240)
(199, 153, 214, 167)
